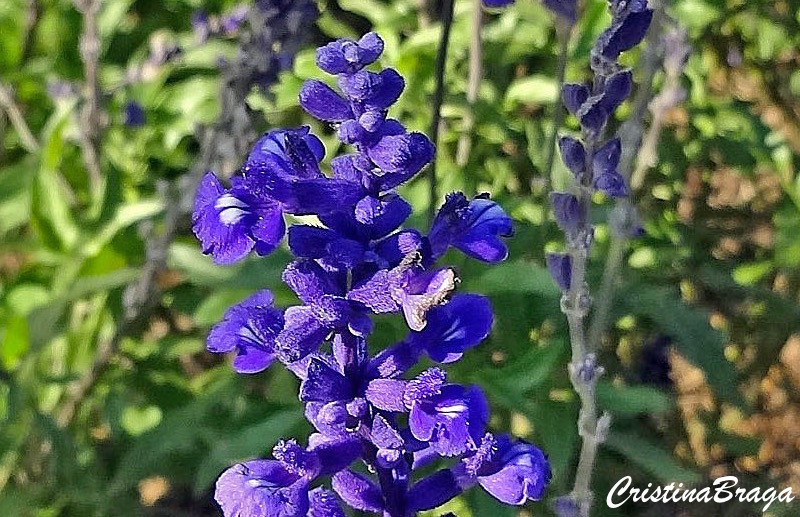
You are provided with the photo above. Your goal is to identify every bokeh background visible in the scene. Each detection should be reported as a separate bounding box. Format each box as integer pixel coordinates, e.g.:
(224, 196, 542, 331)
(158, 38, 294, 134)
(1, 0, 800, 515)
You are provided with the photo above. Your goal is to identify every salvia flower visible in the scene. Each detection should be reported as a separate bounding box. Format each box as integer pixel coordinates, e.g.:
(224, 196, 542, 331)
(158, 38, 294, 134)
(547, 0, 652, 289)
(196, 32, 549, 516)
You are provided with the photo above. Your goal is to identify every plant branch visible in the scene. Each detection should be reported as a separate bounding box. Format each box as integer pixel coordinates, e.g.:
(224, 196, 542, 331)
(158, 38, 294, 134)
(455, 0, 484, 167)
(588, 8, 689, 351)
(74, 0, 103, 195)
(427, 0, 456, 223)
(0, 84, 40, 153)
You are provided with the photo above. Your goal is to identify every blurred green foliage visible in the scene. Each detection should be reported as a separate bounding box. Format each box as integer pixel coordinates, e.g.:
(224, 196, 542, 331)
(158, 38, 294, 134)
(1, 0, 800, 515)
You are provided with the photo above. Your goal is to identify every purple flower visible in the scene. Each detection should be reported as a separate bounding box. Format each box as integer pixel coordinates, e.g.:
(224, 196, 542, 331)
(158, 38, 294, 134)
(404, 369, 489, 456)
(550, 192, 584, 234)
(277, 260, 372, 362)
(124, 101, 146, 127)
(331, 469, 384, 513)
(192, 173, 285, 264)
(595, 7, 654, 60)
(315, 32, 384, 75)
(347, 258, 458, 332)
(546, 252, 572, 291)
(407, 294, 493, 363)
(196, 30, 551, 517)
(428, 192, 514, 263)
(483, 0, 515, 7)
(308, 488, 345, 517)
(215, 460, 310, 517)
(467, 434, 552, 505)
(558, 136, 587, 177)
(207, 291, 283, 373)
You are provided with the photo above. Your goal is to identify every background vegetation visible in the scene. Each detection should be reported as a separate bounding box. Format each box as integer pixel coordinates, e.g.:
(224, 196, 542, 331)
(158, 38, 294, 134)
(1, 0, 800, 515)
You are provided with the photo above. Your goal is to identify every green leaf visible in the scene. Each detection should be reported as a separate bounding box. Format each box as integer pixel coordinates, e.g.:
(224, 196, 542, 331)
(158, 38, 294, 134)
(505, 75, 558, 106)
(596, 381, 674, 416)
(0, 315, 29, 369)
(81, 199, 163, 257)
(121, 405, 163, 436)
(31, 104, 79, 252)
(463, 260, 560, 298)
(193, 408, 303, 493)
(732, 261, 772, 286)
(606, 430, 701, 483)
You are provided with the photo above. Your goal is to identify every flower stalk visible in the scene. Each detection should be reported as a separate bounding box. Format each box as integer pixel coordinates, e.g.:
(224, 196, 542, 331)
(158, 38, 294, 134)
(544, 1, 655, 515)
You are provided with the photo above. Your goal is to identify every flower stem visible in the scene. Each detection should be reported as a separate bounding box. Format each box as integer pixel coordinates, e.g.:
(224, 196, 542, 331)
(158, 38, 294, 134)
(455, 0, 484, 167)
(427, 0, 456, 224)
(561, 136, 607, 517)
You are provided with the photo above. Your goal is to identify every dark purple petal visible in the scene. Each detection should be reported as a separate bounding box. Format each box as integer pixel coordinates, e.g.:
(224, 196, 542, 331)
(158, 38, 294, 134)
(300, 358, 351, 402)
(308, 488, 345, 517)
(592, 137, 622, 176)
(315, 33, 384, 75)
(246, 128, 324, 178)
(215, 460, 309, 517)
(428, 193, 513, 263)
(277, 306, 329, 362)
(407, 383, 488, 456)
(483, 0, 515, 6)
(366, 340, 422, 379)
(268, 177, 363, 216)
(562, 83, 589, 114)
(347, 269, 401, 314)
(124, 101, 146, 127)
(407, 470, 462, 512)
(549, 192, 584, 234)
(207, 290, 283, 374)
(477, 437, 551, 504)
(409, 294, 493, 363)
(282, 260, 340, 304)
(371, 415, 404, 449)
(331, 470, 384, 513)
(299, 80, 353, 122)
(600, 70, 633, 114)
(597, 9, 654, 60)
(305, 401, 350, 437)
(365, 378, 408, 412)
(288, 225, 366, 268)
(546, 252, 572, 291)
(374, 230, 425, 268)
(330, 155, 364, 183)
(192, 173, 256, 265)
(357, 32, 384, 64)
(577, 96, 610, 134)
(308, 434, 363, 475)
(558, 136, 586, 177)
(594, 171, 628, 197)
(368, 132, 435, 188)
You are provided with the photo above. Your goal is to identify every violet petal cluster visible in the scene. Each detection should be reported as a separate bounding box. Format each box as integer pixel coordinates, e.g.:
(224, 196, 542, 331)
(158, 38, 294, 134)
(193, 32, 550, 516)
(547, 0, 653, 290)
